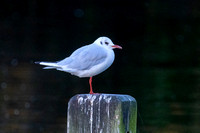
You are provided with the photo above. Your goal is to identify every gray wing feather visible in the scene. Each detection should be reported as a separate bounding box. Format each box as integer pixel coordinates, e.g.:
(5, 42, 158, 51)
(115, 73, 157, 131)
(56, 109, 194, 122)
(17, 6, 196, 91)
(57, 44, 107, 70)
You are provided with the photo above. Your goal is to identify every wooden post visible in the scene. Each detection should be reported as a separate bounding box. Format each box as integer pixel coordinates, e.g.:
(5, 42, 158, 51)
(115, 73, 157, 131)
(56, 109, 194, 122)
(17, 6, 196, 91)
(67, 94, 137, 133)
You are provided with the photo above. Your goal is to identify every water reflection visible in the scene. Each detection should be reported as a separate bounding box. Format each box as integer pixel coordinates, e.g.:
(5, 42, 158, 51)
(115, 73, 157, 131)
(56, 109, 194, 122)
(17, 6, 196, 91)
(0, 63, 67, 133)
(136, 67, 200, 133)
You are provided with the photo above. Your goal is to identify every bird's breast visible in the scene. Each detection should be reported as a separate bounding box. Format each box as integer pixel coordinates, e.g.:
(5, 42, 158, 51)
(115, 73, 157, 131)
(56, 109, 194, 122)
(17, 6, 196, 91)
(103, 50, 115, 70)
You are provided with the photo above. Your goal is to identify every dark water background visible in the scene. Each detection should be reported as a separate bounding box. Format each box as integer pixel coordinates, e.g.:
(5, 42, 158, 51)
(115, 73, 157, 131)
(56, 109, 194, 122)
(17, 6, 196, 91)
(1, 1, 200, 133)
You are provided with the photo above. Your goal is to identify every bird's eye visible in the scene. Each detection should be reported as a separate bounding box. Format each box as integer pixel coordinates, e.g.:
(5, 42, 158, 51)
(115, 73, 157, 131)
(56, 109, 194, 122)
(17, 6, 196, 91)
(105, 41, 109, 45)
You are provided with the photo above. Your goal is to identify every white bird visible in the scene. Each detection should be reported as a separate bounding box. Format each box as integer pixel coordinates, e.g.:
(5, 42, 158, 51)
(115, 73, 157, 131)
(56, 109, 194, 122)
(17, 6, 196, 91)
(36, 36, 122, 94)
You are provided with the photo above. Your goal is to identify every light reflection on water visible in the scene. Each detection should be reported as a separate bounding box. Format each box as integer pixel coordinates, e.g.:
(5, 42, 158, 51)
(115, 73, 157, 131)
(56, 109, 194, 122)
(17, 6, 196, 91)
(0, 62, 200, 133)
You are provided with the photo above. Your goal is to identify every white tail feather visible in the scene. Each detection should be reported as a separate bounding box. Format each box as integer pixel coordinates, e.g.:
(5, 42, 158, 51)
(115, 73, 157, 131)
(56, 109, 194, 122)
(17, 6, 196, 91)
(36, 61, 63, 69)
(39, 62, 58, 67)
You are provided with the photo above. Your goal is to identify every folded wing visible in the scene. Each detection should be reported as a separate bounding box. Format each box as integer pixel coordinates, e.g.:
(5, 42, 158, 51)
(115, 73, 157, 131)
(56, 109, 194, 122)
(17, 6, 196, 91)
(57, 44, 107, 71)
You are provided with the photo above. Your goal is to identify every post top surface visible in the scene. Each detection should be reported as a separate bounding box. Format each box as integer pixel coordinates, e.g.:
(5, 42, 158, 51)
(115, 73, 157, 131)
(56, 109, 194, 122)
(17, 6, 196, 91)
(69, 93, 136, 103)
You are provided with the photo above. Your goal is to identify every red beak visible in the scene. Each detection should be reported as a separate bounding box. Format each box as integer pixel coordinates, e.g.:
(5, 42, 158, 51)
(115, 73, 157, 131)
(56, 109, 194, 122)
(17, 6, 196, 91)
(112, 45, 122, 49)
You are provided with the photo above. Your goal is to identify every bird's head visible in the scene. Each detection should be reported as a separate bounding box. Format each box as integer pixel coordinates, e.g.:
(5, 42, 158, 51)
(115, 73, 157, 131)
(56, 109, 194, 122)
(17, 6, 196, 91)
(94, 37, 122, 50)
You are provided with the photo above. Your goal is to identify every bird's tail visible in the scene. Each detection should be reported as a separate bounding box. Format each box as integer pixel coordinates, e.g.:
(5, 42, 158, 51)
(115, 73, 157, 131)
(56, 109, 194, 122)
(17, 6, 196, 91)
(35, 61, 61, 69)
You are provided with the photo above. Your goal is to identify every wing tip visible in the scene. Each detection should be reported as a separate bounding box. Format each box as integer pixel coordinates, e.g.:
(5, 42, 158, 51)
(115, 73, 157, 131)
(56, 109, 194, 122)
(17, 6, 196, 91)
(43, 66, 56, 69)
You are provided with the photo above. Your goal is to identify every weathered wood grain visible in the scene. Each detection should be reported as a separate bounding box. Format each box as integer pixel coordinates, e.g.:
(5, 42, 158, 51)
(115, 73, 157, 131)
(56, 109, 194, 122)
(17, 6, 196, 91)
(67, 94, 137, 133)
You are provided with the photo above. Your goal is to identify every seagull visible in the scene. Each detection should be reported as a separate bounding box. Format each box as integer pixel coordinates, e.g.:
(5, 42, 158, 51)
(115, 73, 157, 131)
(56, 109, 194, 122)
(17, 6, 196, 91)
(36, 36, 122, 94)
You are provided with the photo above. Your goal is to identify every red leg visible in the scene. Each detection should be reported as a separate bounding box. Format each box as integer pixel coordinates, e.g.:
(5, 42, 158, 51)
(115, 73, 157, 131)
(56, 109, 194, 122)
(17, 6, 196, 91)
(89, 77, 94, 94)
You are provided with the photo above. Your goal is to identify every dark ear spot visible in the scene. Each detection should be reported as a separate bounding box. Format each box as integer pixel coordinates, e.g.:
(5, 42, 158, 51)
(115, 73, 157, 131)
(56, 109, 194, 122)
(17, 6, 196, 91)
(100, 41, 103, 45)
